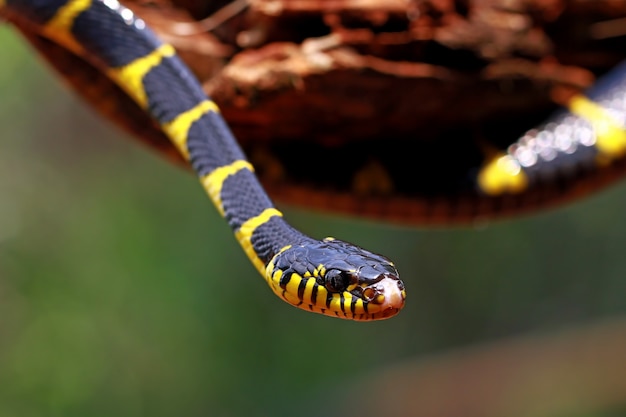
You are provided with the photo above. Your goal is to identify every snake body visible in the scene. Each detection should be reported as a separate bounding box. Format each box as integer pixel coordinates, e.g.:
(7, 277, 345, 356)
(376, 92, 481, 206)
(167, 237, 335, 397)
(1, 0, 406, 320)
(4, 0, 626, 320)
(478, 60, 626, 199)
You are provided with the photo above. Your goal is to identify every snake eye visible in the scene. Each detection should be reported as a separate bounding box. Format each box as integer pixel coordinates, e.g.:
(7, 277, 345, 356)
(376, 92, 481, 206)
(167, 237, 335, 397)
(324, 269, 351, 293)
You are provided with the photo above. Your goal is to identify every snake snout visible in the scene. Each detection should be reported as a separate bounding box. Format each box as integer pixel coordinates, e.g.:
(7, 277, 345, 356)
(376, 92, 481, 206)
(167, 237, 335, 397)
(372, 275, 406, 312)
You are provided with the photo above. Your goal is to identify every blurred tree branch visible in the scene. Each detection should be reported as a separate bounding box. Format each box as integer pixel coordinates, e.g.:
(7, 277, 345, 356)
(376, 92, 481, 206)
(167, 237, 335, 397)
(125, 0, 626, 146)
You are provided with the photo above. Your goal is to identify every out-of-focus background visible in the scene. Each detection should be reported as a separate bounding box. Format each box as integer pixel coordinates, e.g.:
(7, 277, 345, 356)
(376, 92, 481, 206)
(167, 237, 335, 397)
(3, 21, 626, 417)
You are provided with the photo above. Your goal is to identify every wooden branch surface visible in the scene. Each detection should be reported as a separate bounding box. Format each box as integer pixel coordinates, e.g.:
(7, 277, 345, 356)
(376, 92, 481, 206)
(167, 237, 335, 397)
(122, 0, 626, 146)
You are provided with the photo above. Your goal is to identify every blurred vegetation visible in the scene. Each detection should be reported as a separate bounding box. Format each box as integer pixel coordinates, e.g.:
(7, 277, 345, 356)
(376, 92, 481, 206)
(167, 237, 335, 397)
(3, 24, 626, 417)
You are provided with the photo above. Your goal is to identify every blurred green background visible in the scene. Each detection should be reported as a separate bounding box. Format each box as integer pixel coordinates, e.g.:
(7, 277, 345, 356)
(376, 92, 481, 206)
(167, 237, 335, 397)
(3, 24, 626, 417)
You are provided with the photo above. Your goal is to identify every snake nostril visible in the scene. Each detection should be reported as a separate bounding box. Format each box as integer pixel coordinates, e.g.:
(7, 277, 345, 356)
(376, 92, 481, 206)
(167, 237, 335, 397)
(363, 287, 376, 301)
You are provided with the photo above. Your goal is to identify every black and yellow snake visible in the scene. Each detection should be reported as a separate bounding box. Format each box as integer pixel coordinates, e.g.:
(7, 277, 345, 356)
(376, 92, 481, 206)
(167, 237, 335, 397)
(1, 0, 406, 320)
(3, 0, 626, 321)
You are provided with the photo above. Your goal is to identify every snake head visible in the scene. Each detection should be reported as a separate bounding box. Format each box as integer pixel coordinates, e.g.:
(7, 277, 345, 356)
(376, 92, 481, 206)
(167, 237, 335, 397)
(265, 237, 406, 320)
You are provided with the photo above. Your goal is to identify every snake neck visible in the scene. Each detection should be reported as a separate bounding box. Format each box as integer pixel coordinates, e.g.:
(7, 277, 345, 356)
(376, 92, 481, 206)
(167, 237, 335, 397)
(231, 202, 316, 277)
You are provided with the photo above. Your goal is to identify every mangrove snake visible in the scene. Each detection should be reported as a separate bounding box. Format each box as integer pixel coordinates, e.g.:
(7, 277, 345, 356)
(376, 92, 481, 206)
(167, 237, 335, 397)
(1, 0, 406, 320)
(4, 0, 626, 320)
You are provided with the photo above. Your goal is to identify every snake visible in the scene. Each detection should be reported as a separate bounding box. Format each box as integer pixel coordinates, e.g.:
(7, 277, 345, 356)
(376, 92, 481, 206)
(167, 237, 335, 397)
(0, 0, 406, 321)
(3, 0, 626, 320)
(477, 61, 626, 200)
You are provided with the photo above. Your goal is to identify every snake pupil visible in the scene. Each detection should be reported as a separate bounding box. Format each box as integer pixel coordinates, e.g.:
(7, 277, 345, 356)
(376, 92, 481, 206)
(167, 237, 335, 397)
(324, 269, 350, 293)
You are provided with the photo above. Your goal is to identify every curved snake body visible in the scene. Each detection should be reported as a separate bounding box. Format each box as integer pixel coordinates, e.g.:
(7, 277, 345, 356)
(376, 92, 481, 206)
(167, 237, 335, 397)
(1, 0, 406, 320)
(4, 0, 626, 319)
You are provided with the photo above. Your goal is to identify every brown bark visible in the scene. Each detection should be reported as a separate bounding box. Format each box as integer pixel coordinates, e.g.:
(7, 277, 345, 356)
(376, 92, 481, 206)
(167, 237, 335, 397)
(125, 0, 626, 146)
(9, 0, 626, 223)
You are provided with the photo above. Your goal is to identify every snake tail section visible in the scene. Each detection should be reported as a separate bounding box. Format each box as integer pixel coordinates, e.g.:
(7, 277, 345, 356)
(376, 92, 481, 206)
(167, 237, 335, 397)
(478, 60, 626, 198)
(3, 0, 406, 320)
